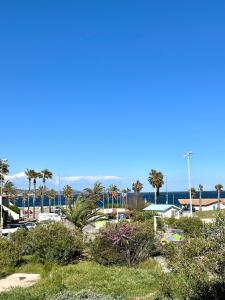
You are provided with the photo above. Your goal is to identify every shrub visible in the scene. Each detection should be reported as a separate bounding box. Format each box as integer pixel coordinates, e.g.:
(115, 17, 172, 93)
(0, 238, 21, 277)
(8, 205, 20, 214)
(166, 216, 203, 237)
(91, 221, 157, 266)
(52, 290, 121, 300)
(28, 222, 84, 264)
(10, 229, 30, 255)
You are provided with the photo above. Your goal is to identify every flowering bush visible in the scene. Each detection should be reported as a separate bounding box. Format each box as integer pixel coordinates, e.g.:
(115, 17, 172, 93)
(91, 221, 156, 266)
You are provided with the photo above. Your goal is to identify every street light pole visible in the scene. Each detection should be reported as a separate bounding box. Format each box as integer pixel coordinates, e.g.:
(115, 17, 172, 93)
(164, 174, 168, 204)
(184, 152, 193, 217)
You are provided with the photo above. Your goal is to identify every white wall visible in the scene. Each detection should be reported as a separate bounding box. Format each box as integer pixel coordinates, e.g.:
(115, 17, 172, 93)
(194, 203, 225, 211)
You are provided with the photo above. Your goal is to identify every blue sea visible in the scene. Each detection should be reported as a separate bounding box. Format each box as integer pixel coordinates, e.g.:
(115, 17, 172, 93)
(16, 191, 222, 208)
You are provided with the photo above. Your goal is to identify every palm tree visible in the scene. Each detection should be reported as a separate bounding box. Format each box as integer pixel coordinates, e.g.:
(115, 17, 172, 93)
(198, 184, 204, 211)
(25, 169, 33, 219)
(132, 180, 143, 208)
(22, 191, 28, 218)
(63, 185, 74, 208)
(46, 189, 56, 213)
(0, 160, 9, 181)
(40, 169, 53, 213)
(108, 184, 119, 208)
(190, 187, 196, 199)
(66, 194, 102, 230)
(215, 184, 223, 210)
(29, 170, 41, 218)
(148, 170, 164, 204)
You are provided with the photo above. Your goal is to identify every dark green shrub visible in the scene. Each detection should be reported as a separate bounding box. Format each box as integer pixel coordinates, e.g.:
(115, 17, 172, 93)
(7, 205, 20, 214)
(91, 221, 157, 266)
(0, 238, 21, 277)
(166, 216, 203, 237)
(52, 290, 121, 300)
(10, 229, 30, 255)
(28, 222, 84, 264)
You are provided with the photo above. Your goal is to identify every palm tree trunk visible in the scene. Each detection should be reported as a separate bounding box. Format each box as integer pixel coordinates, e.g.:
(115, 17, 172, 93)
(199, 191, 202, 211)
(156, 187, 160, 204)
(28, 181, 30, 220)
(218, 191, 221, 210)
(136, 192, 138, 209)
(33, 180, 36, 219)
(41, 179, 45, 213)
(49, 197, 51, 213)
(154, 188, 157, 204)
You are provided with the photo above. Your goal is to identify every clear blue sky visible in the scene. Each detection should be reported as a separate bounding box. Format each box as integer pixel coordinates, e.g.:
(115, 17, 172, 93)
(1, 1, 225, 191)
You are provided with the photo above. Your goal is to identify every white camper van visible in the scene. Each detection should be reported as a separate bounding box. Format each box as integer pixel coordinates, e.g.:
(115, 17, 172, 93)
(38, 213, 61, 223)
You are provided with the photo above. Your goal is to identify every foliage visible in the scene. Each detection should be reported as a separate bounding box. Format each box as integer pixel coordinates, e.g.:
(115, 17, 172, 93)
(0, 260, 161, 300)
(63, 185, 74, 207)
(132, 180, 143, 193)
(0, 238, 21, 278)
(161, 214, 225, 299)
(51, 290, 121, 300)
(148, 170, 164, 202)
(28, 222, 83, 264)
(10, 229, 30, 255)
(165, 216, 203, 237)
(66, 194, 102, 230)
(7, 204, 20, 214)
(91, 222, 157, 266)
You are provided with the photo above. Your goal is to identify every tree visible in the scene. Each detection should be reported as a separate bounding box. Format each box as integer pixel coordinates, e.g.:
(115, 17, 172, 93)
(215, 184, 223, 210)
(25, 169, 33, 219)
(22, 191, 28, 213)
(0, 160, 9, 181)
(108, 185, 119, 208)
(132, 180, 143, 208)
(83, 181, 104, 202)
(199, 184, 204, 211)
(190, 187, 196, 199)
(148, 170, 164, 204)
(63, 185, 74, 208)
(46, 189, 56, 213)
(29, 170, 41, 218)
(66, 194, 102, 230)
(40, 169, 53, 213)
(3, 181, 17, 204)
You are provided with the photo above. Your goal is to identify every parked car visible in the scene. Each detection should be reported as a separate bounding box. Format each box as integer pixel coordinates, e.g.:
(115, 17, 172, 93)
(38, 213, 62, 223)
(2, 223, 28, 236)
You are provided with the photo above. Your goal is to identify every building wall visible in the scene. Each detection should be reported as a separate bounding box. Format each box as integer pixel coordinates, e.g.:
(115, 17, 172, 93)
(193, 203, 225, 211)
(162, 208, 180, 217)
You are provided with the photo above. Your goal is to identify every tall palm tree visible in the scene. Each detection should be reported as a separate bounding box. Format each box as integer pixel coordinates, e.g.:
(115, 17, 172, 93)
(132, 180, 143, 208)
(46, 189, 56, 213)
(25, 169, 33, 219)
(40, 169, 53, 213)
(29, 170, 41, 218)
(215, 184, 223, 210)
(198, 184, 204, 211)
(63, 185, 74, 208)
(22, 191, 28, 218)
(0, 160, 9, 181)
(108, 184, 119, 208)
(190, 187, 196, 199)
(148, 170, 164, 204)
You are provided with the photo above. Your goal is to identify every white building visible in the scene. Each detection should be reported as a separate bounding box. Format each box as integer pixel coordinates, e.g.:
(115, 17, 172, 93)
(143, 204, 181, 217)
(178, 198, 225, 211)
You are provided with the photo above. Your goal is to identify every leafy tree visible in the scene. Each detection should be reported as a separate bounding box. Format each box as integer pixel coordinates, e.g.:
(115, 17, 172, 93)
(198, 184, 204, 211)
(63, 185, 74, 208)
(215, 184, 223, 210)
(3, 181, 17, 205)
(190, 187, 196, 199)
(46, 189, 56, 213)
(148, 169, 164, 204)
(40, 169, 53, 213)
(0, 159, 9, 181)
(29, 170, 41, 218)
(22, 191, 28, 212)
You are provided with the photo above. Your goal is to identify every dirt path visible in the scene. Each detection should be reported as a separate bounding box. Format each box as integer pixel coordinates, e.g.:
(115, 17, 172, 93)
(0, 273, 40, 292)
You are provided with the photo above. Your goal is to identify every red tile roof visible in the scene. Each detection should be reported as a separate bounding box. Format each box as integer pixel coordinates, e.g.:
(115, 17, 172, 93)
(178, 198, 225, 206)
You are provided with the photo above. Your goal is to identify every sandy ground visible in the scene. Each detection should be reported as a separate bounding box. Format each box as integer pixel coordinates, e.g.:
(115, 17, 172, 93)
(0, 273, 40, 292)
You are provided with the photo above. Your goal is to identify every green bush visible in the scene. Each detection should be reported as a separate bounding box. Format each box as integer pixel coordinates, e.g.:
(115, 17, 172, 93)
(10, 229, 30, 255)
(0, 238, 21, 278)
(91, 221, 157, 266)
(28, 222, 84, 264)
(51, 290, 121, 300)
(8, 205, 20, 214)
(166, 216, 203, 237)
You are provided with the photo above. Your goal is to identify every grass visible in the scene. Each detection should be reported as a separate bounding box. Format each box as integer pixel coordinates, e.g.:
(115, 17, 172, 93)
(0, 260, 162, 300)
(194, 209, 225, 218)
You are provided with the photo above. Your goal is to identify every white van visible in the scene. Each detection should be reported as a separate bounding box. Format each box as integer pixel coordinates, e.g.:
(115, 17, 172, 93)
(38, 213, 62, 223)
